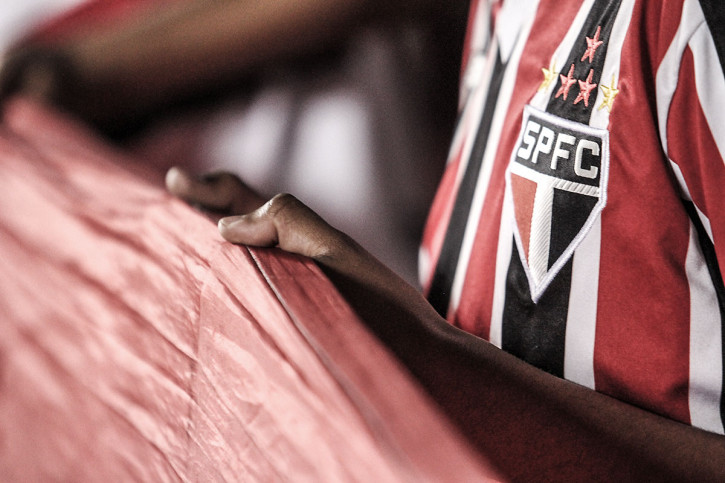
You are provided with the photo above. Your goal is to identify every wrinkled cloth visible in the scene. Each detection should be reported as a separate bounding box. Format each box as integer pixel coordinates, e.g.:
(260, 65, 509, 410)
(0, 98, 495, 481)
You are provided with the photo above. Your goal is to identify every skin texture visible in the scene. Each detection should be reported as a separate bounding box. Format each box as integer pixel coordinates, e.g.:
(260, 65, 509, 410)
(169, 169, 725, 481)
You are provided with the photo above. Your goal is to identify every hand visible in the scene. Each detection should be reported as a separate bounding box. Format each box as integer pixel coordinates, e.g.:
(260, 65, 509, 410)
(166, 169, 725, 481)
(167, 166, 428, 331)
(167, 165, 381, 278)
(219, 193, 344, 259)
(216, 189, 431, 312)
(168, 166, 435, 329)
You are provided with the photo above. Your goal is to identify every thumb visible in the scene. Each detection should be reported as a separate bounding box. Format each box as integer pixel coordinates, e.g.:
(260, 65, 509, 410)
(218, 193, 345, 261)
(220, 194, 421, 314)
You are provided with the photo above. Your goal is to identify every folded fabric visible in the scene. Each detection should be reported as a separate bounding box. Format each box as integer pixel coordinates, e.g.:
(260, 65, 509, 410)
(0, 98, 495, 481)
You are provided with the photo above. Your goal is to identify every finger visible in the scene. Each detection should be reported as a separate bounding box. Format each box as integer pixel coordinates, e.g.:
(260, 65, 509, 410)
(166, 166, 262, 214)
(218, 193, 421, 312)
(218, 193, 344, 261)
(166, 166, 229, 210)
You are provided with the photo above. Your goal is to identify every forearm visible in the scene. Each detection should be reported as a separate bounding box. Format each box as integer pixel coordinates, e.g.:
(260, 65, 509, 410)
(417, 325, 725, 481)
(204, 188, 725, 480)
(67, 0, 373, 108)
(4, 0, 386, 129)
(320, 242, 725, 481)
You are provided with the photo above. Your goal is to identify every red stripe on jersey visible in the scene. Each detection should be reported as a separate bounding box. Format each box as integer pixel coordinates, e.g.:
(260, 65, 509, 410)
(511, 174, 537, 256)
(421, 150, 465, 293)
(668, 47, 725, 261)
(452, 0, 582, 337)
(450, 178, 503, 336)
(594, 2, 690, 424)
(643, 0, 687, 73)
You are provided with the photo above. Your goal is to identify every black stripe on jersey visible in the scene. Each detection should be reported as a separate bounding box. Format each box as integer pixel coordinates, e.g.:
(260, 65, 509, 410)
(428, 49, 506, 318)
(502, 244, 572, 378)
(501, 0, 622, 375)
(683, 200, 725, 429)
(501, 191, 596, 379)
(546, 0, 623, 125)
(549, 189, 599, 269)
(699, 1, 725, 77)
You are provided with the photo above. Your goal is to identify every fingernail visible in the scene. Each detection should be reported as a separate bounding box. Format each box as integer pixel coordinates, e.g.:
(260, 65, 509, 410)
(218, 216, 242, 231)
(166, 166, 189, 192)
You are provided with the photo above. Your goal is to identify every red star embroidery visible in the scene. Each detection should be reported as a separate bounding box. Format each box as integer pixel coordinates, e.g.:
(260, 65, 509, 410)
(574, 69, 597, 107)
(581, 26, 603, 63)
(555, 64, 577, 101)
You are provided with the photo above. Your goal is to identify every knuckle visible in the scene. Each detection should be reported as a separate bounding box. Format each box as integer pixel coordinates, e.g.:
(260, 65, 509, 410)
(219, 172, 241, 186)
(265, 193, 339, 258)
(202, 171, 238, 187)
(266, 193, 301, 218)
(200, 171, 244, 208)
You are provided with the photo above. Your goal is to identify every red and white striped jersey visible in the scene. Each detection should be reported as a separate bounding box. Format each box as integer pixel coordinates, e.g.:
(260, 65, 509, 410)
(421, 0, 725, 435)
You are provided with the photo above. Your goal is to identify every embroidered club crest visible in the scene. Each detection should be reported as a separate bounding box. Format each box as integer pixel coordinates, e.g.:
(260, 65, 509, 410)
(506, 105, 609, 302)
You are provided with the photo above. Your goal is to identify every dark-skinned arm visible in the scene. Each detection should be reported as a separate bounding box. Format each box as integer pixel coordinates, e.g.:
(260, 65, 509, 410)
(168, 170, 725, 481)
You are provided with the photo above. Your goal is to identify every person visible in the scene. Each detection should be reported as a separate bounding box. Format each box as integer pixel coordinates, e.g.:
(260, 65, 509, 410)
(5, 0, 725, 480)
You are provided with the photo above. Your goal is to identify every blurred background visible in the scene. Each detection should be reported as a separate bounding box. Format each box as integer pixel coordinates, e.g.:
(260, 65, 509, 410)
(0, 0, 82, 50)
(0, 0, 467, 286)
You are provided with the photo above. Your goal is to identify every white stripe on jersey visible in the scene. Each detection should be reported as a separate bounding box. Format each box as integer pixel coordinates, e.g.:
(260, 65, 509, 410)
(691, 21, 725, 169)
(656, 0, 706, 158)
(564, 216, 601, 389)
(459, 0, 493, 110)
(489, 193, 514, 348)
(670, 160, 714, 241)
(528, 182, 555, 285)
(469, 1, 492, 59)
(561, 0, 633, 391)
(449, 8, 540, 316)
(450, 49, 496, 177)
(497, 0, 539, 63)
(686, 221, 725, 434)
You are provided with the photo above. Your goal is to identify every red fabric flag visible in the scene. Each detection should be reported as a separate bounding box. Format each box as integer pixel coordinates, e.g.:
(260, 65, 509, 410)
(0, 98, 498, 481)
